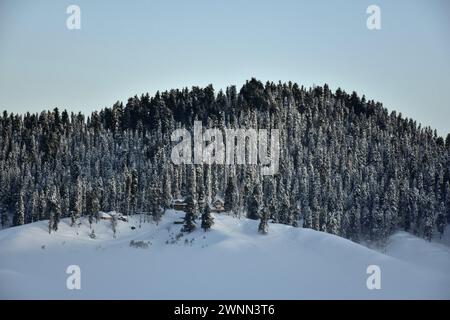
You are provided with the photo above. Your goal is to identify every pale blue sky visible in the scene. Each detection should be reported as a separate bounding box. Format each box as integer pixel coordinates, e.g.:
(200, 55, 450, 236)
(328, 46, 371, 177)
(0, 0, 449, 135)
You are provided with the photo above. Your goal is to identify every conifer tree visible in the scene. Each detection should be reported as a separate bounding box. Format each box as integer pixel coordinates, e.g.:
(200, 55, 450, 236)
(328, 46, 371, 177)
(30, 190, 38, 223)
(48, 186, 61, 232)
(258, 208, 269, 235)
(224, 174, 238, 214)
(71, 178, 83, 227)
(436, 202, 446, 238)
(130, 169, 139, 215)
(423, 198, 435, 241)
(182, 195, 197, 233)
(150, 179, 162, 224)
(303, 205, 312, 229)
(162, 168, 172, 210)
(14, 190, 25, 226)
(247, 184, 262, 220)
(87, 188, 99, 228)
(201, 204, 214, 231)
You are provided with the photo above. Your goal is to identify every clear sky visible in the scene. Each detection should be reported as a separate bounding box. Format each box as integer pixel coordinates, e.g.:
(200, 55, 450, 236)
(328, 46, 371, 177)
(0, 0, 449, 135)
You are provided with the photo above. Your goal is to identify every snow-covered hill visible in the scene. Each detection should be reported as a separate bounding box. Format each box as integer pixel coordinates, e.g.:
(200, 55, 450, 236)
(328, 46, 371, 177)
(0, 210, 449, 299)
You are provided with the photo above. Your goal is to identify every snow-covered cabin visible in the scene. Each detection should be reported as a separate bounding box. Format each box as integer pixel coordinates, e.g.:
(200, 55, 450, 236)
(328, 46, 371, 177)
(172, 199, 187, 211)
(98, 212, 113, 220)
(211, 198, 225, 213)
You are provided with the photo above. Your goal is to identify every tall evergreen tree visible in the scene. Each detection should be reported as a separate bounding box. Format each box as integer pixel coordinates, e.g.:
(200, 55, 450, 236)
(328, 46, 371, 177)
(436, 202, 446, 238)
(258, 208, 269, 235)
(130, 169, 139, 215)
(86, 188, 99, 228)
(182, 195, 197, 233)
(224, 174, 238, 214)
(149, 179, 162, 224)
(48, 186, 61, 232)
(303, 205, 312, 229)
(30, 190, 39, 223)
(201, 204, 214, 231)
(162, 168, 172, 210)
(423, 198, 435, 241)
(247, 184, 262, 220)
(14, 190, 25, 226)
(71, 178, 83, 227)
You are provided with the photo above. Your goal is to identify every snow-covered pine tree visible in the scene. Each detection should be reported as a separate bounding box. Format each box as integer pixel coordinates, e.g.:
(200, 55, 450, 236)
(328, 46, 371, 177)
(14, 190, 25, 226)
(436, 202, 446, 238)
(277, 178, 290, 224)
(162, 167, 172, 211)
(371, 195, 384, 245)
(196, 165, 205, 204)
(224, 173, 238, 215)
(247, 184, 262, 220)
(303, 204, 312, 229)
(187, 165, 197, 213)
(382, 179, 399, 235)
(107, 177, 117, 212)
(258, 208, 269, 235)
(445, 181, 450, 223)
(130, 169, 139, 216)
(263, 177, 277, 221)
(60, 185, 70, 219)
(203, 165, 212, 205)
(86, 188, 99, 228)
(182, 195, 196, 233)
(124, 169, 132, 216)
(210, 164, 218, 203)
(328, 203, 342, 236)
(310, 170, 321, 231)
(38, 190, 46, 224)
(423, 197, 435, 241)
(149, 179, 162, 224)
(48, 185, 61, 232)
(30, 190, 38, 223)
(201, 204, 214, 231)
(71, 178, 83, 227)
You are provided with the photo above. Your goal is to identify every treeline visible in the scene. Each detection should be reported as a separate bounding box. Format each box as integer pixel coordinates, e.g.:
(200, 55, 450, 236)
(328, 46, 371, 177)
(0, 79, 449, 245)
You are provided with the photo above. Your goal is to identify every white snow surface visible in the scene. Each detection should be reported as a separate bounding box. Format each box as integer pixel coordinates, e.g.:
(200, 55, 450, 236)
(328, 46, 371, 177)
(0, 210, 449, 299)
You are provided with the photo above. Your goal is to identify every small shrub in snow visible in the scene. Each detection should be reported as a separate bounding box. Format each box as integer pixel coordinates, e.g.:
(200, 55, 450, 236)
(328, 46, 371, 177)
(258, 209, 269, 235)
(89, 229, 96, 239)
(111, 216, 118, 238)
(129, 240, 150, 249)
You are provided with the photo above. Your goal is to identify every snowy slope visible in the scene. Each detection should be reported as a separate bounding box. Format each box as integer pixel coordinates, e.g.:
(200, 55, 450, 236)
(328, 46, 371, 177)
(0, 210, 449, 299)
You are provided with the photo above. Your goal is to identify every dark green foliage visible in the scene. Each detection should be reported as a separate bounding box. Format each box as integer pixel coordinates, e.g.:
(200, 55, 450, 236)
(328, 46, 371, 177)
(201, 205, 214, 231)
(149, 180, 163, 224)
(224, 175, 238, 214)
(258, 209, 269, 235)
(182, 195, 197, 233)
(14, 191, 25, 226)
(247, 184, 261, 220)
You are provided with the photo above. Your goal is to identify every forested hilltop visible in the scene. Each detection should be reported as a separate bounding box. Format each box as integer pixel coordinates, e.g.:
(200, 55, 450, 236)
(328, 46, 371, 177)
(1, 79, 449, 245)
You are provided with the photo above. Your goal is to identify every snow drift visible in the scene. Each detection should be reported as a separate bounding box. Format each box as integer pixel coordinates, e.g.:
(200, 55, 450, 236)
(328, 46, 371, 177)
(0, 210, 449, 299)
